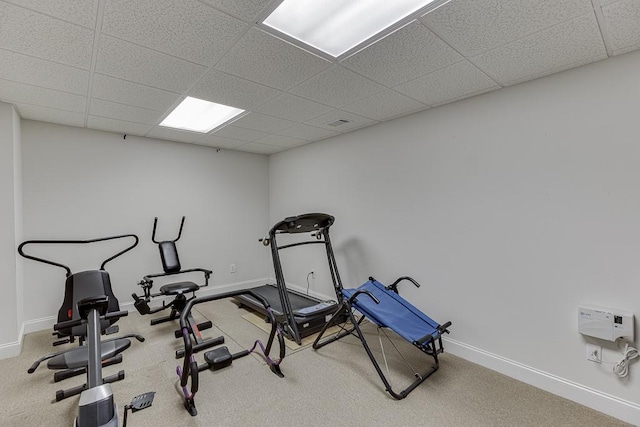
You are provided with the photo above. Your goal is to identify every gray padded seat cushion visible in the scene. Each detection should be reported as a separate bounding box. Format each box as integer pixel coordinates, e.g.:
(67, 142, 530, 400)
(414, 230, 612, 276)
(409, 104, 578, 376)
(47, 339, 131, 369)
(159, 281, 199, 295)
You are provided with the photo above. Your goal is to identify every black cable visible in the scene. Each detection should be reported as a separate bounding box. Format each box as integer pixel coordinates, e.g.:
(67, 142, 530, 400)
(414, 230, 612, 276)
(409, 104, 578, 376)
(306, 272, 313, 295)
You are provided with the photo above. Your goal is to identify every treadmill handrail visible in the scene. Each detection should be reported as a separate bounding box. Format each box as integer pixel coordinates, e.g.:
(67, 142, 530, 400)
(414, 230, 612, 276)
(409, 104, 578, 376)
(276, 240, 326, 251)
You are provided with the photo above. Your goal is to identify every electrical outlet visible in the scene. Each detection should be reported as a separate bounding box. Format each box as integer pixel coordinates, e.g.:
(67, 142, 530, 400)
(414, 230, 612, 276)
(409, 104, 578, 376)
(586, 343, 601, 363)
(230, 264, 236, 274)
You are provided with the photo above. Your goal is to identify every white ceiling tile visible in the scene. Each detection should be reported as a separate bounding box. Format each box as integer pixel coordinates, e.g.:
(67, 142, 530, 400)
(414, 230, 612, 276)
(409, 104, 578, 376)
(89, 98, 161, 125)
(146, 126, 204, 143)
(0, 2, 94, 69)
(288, 65, 385, 107)
(16, 104, 85, 127)
(195, 134, 247, 149)
(5, 0, 98, 28)
(189, 69, 280, 110)
(422, 0, 594, 57)
(602, 0, 640, 55)
(233, 142, 287, 154)
(211, 125, 270, 142)
(214, 28, 331, 90)
(102, 0, 247, 66)
(0, 48, 89, 95)
(341, 88, 428, 121)
(472, 13, 607, 86)
(0, 79, 86, 112)
(256, 134, 307, 148)
(200, 0, 273, 22)
(305, 110, 377, 132)
(341, 20, 463, 87)
(96, 35, 207, 93)
(87, 116, 153, 136)
(92, 74, 179, 111)
(395, 61, 499, 106)
(277, 124, 339, 141)
(254, 93, 333, 122)
(232, 112, 296, 133)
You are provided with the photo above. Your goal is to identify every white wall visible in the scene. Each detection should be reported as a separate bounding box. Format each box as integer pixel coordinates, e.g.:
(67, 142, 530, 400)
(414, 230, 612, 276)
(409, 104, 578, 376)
(0, 102, 22, 352)
(20, 122, 271, 329)
(269, 50, 640, 423)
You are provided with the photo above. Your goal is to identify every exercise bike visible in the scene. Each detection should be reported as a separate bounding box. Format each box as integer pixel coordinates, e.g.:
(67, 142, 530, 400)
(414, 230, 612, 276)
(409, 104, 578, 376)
(19, 234, 154, 426)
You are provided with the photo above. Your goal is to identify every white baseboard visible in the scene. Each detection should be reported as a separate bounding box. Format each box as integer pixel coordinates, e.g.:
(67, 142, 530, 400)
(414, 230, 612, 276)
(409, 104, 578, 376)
(0, 323, 24, 359)
(443, 337, 640, 426)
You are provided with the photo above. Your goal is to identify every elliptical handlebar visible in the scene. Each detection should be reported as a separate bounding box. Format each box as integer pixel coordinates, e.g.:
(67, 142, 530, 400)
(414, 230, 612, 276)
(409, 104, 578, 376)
(18, 234, 139, 276)
(152, 216, 185, 244)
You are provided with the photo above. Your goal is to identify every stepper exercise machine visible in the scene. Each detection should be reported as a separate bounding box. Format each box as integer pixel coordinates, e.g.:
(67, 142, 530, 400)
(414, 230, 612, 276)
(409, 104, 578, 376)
(18, 234, 153, 426)
(176, 289, 285, 416)
(235, 213, 344, 344)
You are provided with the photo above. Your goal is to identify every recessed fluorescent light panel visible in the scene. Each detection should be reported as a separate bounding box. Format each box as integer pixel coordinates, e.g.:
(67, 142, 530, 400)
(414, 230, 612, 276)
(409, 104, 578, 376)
(160, 97, 244, 133)
(261, 0, 439, 58)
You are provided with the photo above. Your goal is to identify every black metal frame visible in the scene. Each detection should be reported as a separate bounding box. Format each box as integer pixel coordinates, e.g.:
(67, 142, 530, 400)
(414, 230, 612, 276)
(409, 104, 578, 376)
(17, 234, 142, 403)
(132, 217, 215, 357)
(313, 275, 452, 400)
(177, 289, 285, 416)
(18, 234, 139, 277)
(258, 213, 344, 344)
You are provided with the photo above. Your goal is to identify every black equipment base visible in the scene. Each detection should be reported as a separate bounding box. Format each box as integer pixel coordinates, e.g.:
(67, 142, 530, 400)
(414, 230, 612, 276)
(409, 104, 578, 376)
(234, 284, 342, 340)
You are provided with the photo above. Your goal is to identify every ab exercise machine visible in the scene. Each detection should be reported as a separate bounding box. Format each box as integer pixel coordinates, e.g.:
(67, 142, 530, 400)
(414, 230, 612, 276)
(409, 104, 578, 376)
(132, 217, 220, 358)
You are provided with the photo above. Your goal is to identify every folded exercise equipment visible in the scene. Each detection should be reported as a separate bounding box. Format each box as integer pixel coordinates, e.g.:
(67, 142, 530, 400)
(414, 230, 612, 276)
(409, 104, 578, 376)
(314, 276, 452, 399)
(176, 290, 285, 416)
(132, 216, 221, 358)
(235, 213, 343, 344)
(18, 234, 152, 426)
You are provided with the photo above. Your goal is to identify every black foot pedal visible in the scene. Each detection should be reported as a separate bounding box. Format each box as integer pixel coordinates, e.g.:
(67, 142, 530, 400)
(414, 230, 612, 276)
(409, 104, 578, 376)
(104, 325, 119, 335)
(130, 391, 155, 412)
(204, 346, 232, 370)
(133, 294, 151, 315)
(124, 392, 155, 425)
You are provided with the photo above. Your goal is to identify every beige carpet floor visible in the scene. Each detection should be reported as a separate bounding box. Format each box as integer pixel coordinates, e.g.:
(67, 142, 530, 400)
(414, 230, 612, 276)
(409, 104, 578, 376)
(0, 299, 629, 426)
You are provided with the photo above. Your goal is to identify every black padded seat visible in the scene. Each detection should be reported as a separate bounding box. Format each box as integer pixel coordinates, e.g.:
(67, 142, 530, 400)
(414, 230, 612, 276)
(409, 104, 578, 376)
(48, 339, 131, 370)
(159, 281, 199, 295)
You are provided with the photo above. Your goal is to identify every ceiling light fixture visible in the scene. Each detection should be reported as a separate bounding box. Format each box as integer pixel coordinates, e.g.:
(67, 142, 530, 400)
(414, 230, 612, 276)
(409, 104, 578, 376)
(261, 0, 443, 58)
(160, 97, 245, 133)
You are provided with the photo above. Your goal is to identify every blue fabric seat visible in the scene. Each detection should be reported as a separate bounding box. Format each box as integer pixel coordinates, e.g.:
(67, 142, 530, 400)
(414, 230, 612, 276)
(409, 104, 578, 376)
(342, 279, 440, 345)
(314, 276, 451, 400)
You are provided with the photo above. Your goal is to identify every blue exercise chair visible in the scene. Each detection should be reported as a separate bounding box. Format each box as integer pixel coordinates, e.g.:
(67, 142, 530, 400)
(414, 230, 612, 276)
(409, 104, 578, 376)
(313, 276, 451, 399)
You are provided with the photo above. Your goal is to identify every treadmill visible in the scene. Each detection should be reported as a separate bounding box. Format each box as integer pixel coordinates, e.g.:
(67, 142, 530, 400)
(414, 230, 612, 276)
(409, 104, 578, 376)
(235, 213, 345, 344)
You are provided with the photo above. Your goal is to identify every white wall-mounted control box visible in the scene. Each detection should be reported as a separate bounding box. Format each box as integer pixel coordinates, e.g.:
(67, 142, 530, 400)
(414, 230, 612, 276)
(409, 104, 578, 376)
(578, 306, 634, 342)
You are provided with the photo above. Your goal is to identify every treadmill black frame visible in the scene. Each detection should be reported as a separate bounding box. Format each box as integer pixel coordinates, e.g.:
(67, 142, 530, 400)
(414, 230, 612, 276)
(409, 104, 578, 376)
(248, 213, 344, 344)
